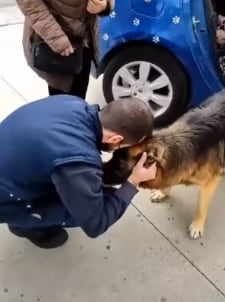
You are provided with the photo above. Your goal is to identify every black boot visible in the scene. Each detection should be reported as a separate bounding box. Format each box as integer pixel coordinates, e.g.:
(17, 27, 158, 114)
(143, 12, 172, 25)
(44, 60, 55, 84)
(8, 226, 69, 249)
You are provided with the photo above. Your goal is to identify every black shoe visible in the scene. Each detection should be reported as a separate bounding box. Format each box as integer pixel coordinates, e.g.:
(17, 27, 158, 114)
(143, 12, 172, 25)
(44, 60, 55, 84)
(8, 226, 69, 249)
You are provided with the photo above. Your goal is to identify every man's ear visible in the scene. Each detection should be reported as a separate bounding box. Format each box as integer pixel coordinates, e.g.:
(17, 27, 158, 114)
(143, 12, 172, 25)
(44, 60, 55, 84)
(108, 134, 123, 145)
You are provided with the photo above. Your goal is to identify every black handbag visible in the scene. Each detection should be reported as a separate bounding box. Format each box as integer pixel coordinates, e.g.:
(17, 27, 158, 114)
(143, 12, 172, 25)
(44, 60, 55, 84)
(31, 35, 84, 75)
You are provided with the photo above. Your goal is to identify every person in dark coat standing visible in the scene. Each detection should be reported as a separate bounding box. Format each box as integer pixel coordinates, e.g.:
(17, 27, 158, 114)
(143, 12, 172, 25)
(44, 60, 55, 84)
(0, 95, 156, 249)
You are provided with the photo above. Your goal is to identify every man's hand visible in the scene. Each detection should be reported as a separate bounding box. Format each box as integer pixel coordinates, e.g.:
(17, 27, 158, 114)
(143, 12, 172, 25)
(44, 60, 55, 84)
(128, 152, 157, 187)
(87, 0, 107, 14)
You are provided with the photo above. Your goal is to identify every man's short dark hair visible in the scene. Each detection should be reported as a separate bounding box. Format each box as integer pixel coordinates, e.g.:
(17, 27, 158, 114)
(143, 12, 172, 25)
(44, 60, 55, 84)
(99, 98, 154, 144)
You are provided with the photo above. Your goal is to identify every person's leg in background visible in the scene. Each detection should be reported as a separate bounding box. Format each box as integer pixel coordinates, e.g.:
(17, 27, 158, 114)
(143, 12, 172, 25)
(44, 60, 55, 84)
(69, 46, 93, 99)
(48, 46, 93, 98)
(215, 0, 225, 16)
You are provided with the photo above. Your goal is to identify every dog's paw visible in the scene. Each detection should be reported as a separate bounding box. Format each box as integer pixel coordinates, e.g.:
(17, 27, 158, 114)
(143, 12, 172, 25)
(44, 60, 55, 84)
(150, 189, 167, 203)
(188, 221, 204, 239)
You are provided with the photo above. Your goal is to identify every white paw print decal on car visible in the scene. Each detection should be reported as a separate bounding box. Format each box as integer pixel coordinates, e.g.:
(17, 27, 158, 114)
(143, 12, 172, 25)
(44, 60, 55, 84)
(102, 33, 110, 41)
(110, 11, 116, 18)
(172, 16, 181, 24)
(133, 18, 140, 26)
(152, 35, 160, 43)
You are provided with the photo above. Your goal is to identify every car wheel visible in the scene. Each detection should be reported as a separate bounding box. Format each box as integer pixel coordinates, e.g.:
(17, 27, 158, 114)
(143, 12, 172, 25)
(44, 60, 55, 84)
(103, 45, 189, 126)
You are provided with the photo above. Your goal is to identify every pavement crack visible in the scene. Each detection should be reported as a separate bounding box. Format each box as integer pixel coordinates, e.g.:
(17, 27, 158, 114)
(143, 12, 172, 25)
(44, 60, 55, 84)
(0, 22, 23, 28)
(0, 76, 28, 102)
(131, 203, 225, 298)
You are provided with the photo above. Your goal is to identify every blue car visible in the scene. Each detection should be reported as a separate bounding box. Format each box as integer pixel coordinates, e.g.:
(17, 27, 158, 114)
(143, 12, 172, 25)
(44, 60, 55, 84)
(94, 0, 225, 126)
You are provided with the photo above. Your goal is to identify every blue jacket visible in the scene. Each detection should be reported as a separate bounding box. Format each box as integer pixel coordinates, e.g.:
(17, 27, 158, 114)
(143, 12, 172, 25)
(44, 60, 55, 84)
(0, 95, 102, 202)
(0, 95, 138, 237)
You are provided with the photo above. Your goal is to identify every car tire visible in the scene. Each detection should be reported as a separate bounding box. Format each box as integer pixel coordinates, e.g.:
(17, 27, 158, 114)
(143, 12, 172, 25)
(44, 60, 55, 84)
(102, 44, 189, 126)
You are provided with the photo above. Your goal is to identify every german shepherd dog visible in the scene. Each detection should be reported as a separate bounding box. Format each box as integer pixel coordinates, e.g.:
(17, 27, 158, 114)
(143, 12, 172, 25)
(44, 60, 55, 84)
(103, 90, 225, 240)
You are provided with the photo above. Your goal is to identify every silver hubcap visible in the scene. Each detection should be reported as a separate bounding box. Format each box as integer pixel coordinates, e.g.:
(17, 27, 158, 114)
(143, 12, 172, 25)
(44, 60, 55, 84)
(112, 61, 173, 118)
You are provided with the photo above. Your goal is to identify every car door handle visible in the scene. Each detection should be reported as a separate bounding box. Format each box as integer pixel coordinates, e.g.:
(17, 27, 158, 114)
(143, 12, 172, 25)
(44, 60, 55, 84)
(192, 16, 201, 27)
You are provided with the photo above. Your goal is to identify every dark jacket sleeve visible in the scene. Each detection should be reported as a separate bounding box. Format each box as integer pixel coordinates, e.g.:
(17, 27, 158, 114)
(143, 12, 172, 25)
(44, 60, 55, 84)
(51, 163, 138, 238)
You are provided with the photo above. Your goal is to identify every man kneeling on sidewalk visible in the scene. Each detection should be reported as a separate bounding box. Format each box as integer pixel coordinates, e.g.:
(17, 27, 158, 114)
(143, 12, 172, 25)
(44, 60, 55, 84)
(0, 95, 156, 248)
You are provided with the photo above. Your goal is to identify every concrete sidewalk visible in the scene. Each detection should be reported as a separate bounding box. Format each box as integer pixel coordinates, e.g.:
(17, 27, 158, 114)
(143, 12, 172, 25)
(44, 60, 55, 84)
(1, 7, 225, 302)
(0, 4, 24, 26)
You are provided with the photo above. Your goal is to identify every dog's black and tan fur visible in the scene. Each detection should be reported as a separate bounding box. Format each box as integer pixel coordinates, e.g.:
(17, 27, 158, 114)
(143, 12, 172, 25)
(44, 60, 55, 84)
(103, 90, 225, 239)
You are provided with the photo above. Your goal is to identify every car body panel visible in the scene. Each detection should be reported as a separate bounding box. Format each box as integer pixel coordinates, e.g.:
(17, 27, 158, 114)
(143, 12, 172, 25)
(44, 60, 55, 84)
(97, 0, 224, 108)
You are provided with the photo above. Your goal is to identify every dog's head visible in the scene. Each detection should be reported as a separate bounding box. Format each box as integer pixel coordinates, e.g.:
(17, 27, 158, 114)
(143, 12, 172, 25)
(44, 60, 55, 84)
(102, 138, 167, 186)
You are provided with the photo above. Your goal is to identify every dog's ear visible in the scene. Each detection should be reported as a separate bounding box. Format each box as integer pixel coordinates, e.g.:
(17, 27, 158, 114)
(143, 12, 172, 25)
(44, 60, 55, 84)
(147, 143, 165, 162)
(129, 140, 166, 167)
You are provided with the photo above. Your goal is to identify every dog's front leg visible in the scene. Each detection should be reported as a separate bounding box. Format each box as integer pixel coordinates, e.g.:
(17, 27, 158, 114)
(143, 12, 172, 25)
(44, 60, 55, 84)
(188, 176, 221, 239)
(150, 187, 171, 203)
